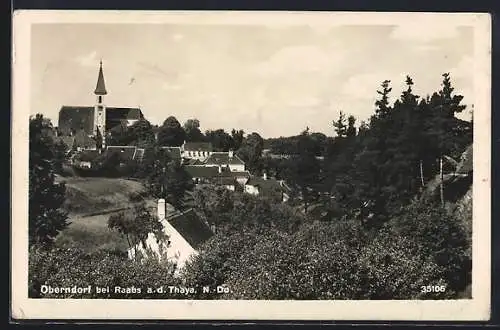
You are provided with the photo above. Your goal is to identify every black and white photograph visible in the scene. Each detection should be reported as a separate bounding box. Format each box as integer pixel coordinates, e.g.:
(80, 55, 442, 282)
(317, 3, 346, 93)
(11, 11, 491, 320)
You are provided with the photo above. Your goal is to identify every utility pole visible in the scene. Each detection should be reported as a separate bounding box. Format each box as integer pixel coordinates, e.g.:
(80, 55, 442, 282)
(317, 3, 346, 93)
(440, 156, 444, 207)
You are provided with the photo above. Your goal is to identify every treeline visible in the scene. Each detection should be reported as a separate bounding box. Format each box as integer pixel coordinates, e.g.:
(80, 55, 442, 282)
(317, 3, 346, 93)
(107, 116, 247, 152)
(261, 74, 472, 223)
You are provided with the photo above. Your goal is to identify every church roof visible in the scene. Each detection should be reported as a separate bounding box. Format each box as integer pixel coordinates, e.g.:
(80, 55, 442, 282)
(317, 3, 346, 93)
(58, 106, 95, 135)
(94, 61, 107, 95)
(58, 106, 143, 135)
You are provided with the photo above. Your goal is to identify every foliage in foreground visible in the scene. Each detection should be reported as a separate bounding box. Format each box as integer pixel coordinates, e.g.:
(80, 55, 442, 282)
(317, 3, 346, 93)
(183, 197, 469, 300)
(28, 246, 181, 299)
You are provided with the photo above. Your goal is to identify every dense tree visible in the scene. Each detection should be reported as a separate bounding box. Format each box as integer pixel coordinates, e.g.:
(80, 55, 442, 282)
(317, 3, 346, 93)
(346, 115, 357, 138)
(183, 119, 205, 142)
(237, 132, 264, 174)
(157, 116, 186, 147)
(205, 129, 234, 151)
(333, 111, 348, 138)
(231, 129, 245, 150)
(108, 203, 165, 255)
(106, 118, 155, 148)
(143, 147, 193, 211)
(29, 114, 69, 246)
(286, 128, 322, 213)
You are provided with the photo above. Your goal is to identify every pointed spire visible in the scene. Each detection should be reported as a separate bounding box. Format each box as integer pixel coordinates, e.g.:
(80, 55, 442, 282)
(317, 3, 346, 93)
(94, 60, 107, 95)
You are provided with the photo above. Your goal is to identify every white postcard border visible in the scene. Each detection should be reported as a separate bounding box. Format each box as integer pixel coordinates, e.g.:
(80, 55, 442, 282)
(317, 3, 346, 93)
(11, 10, 492, 321)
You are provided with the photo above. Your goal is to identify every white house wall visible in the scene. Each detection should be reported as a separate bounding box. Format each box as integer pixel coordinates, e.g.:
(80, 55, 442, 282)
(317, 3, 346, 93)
(128, 217, 198, 271)
(229, 164, 245, 172)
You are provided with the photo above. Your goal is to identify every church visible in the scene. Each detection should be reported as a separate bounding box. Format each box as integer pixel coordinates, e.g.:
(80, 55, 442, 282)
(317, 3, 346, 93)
(57, 61, 144, 149)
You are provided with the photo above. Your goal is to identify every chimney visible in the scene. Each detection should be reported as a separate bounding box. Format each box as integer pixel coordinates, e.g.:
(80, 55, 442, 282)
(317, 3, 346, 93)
(228, 150, 234, 158)
(263, 172, 267, 180)
(158, 198, 166, 221)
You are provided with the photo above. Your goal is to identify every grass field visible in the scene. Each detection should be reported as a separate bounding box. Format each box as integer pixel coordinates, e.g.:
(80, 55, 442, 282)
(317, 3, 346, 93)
(54, 176, 155, 253)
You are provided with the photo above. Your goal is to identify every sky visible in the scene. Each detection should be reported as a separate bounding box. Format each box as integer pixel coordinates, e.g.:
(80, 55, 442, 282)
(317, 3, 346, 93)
(30, 20, 474, 138)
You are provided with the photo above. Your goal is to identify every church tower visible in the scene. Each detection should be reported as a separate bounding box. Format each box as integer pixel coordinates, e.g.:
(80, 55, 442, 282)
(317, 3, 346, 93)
(94, 60, 107, 149)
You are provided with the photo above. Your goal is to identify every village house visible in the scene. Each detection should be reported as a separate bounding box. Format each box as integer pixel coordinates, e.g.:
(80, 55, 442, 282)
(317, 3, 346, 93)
(182, 142, 213, 161)
(203, 150, 246, 172)
(244, 173, 292, 202)
(128, 199, 213, 271)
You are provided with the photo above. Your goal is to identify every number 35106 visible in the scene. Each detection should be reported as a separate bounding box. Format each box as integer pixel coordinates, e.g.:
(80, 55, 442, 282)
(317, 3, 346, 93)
(421, 285, 446, 293)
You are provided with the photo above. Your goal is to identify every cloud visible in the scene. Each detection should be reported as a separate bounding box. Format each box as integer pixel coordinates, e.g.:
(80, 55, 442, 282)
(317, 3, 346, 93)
(74, 50, 98, 67)
(341, 72, 395, 100)
(390, 21, 460, 42)
(254, 45, 342, 77)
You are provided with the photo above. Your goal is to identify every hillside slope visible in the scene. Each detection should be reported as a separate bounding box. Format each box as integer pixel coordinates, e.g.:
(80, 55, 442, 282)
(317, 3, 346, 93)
(55, 176, 153, 215)
(54, 176, 155, 253)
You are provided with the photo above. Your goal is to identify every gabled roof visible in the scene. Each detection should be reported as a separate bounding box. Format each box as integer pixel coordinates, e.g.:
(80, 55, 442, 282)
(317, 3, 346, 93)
(94, 61, 107, 95)
(204, 152, 245, 166)
(184, 142, 213, 152)
(246, 176, 285, 196)
(167, 209, 213, 249)
(185, 165, 220, 178)
(58, 106, 95, 135)
(184, 158, 204, 165)
(106, 108, 143, 132)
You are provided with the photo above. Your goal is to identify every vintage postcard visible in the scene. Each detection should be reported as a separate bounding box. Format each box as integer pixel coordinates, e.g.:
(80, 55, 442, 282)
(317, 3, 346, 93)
(11, 10, 491, 321)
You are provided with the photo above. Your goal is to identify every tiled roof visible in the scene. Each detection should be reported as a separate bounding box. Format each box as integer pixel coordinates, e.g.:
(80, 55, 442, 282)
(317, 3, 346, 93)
(106, 108, 143, 131)
(204, 152, 245, 166)
(185, 158, 204, 165)
(58, 106, 143, 136)
(184, 142, 213, 151)
(185, 165, 220, 178)
(58, 106, 95, 136)
(167, 209, 213, 249)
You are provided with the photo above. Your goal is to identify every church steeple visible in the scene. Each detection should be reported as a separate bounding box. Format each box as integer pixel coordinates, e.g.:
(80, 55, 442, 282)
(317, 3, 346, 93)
(94, 60, 107, 149)
(94, 60, 107, 96)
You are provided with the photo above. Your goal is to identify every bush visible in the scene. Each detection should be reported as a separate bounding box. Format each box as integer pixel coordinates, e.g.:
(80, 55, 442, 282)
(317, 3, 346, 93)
(29, 245, 181, 299)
